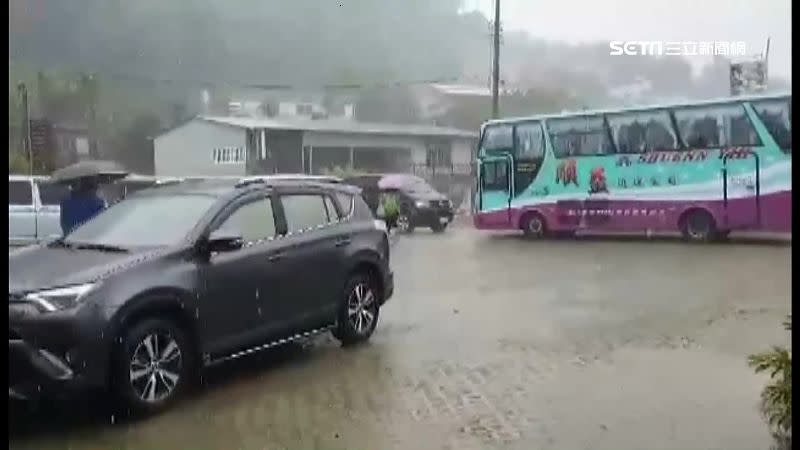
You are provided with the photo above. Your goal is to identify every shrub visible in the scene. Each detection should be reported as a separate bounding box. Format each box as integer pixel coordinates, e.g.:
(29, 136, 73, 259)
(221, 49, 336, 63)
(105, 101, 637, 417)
(9, 152, 31, 174)
(748, 315, 792, 449)
(320, 165, 365, 179)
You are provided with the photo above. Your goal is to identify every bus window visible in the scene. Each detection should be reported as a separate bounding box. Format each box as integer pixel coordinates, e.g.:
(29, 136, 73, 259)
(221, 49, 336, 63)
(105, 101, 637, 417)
(548, 116, 613, 158)
(752, 99, 791, 153)
(607, 110, 678, 153)
(481, 125, 513, 154)
(481, 160, 509, 191)
(673, 104, 760, 148)
(514, 122, 545, 159)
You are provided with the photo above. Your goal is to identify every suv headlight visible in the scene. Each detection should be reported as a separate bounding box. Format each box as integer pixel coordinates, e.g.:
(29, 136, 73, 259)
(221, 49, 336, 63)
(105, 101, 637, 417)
(415, 200, 427, 208)
(25, 283, 96, 312)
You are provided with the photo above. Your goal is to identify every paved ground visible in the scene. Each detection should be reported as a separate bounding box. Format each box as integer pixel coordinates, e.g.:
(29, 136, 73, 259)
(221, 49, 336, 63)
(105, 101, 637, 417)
(9, 225, 792, 450)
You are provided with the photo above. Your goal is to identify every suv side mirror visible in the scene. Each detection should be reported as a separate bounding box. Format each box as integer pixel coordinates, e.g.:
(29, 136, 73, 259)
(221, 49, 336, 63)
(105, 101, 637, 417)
(205, 229, 244, 253)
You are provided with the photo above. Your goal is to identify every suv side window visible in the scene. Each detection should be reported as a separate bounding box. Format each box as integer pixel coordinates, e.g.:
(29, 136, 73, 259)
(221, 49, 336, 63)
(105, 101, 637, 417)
(9, 180, 33, 206)
(281, 194, 330, 234)
(324, 195, 340, 221)
(216, 196, 277, 243)
(335, 192, 354, 217)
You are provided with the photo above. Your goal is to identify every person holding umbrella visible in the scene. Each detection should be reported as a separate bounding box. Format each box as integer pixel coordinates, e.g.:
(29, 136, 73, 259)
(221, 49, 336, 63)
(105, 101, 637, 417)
(60, 177, 107, 235)
(50, 160, 128, 235)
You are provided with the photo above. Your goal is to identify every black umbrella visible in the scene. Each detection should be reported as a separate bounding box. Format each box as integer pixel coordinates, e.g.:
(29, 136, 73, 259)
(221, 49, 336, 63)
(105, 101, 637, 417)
(49, 160, 129, 185)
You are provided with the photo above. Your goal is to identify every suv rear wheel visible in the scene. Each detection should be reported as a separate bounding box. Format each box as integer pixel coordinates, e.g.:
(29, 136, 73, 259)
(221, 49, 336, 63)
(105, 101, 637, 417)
(334, 273, 380, 345)
(113, 318, 194, 415)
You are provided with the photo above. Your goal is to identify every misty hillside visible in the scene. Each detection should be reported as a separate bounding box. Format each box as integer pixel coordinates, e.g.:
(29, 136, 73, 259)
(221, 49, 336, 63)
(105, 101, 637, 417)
(10, 0, 789, 98)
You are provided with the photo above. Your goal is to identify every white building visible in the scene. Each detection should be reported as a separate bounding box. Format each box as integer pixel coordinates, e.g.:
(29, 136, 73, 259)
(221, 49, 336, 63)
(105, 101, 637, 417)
(153, 116, 478, 178)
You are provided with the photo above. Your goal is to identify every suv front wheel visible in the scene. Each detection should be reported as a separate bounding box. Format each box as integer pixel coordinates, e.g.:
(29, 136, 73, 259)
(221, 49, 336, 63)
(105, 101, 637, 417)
(334, 273, 380, 345)
(113, 318, 194, 415)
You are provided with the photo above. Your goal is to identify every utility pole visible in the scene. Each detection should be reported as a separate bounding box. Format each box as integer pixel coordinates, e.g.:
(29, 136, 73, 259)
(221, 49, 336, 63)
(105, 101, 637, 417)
(16, 82, 33, 177)
(491, 0, 501, 119)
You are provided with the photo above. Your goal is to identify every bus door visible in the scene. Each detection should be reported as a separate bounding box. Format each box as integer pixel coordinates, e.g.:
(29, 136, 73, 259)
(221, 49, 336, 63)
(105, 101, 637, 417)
(722, 150, 760, 229)
(478, 154, 514, 226)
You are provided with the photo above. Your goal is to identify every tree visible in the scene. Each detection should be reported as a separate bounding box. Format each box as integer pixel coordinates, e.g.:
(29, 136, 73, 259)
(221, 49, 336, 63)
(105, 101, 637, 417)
(355, 86, 422, 124)
(749, 315, 792, 450)
(108, 113, 163, 175)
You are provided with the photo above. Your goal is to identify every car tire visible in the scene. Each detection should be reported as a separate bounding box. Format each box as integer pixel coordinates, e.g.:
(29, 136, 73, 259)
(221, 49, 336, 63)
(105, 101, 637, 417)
(521, 212, 547, 239)
(112, 318, 194, 416)
(396, 214, 414, 234)
(334, 272, 380, 345)
(431, 222, 447, 233)
(681, 210, 716, 243)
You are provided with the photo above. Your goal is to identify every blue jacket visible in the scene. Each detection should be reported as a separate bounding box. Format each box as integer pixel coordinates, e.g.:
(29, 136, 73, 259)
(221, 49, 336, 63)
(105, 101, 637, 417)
(60, 192, 106, 235)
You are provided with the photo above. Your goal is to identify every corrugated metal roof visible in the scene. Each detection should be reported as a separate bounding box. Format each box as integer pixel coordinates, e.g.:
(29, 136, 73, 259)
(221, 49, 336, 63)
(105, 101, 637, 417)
(198, 116, 478, 139)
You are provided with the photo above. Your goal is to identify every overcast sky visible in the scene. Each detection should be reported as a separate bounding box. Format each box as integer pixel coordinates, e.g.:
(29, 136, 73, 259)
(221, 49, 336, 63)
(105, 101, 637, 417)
(468, 0, 791, 78)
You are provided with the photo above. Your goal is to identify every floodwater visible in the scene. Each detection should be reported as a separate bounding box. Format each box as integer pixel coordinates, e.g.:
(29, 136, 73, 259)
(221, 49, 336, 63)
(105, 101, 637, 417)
(9, 225, 792, 450)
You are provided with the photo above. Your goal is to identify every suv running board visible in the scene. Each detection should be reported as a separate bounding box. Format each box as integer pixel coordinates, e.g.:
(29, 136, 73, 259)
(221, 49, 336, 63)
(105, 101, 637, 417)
(204, 324, 336, 367)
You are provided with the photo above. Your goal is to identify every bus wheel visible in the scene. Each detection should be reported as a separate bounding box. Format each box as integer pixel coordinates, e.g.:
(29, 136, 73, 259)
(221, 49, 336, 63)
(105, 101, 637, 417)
(521, 213, 546, 239)
(681, 210, 716, 242)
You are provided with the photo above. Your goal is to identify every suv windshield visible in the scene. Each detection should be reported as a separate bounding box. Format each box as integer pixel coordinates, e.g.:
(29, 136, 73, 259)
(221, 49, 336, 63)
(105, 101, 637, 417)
(65, 194, 217, 248)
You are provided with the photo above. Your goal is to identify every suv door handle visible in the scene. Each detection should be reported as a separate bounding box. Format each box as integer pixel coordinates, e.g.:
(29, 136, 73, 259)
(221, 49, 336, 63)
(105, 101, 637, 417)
(267, 252, 285, 262)
(335, 237, 352, 247)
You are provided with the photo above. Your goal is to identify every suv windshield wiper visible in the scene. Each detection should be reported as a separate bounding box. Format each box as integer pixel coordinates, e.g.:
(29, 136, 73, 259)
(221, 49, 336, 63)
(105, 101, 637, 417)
(67, 242, 129, 253)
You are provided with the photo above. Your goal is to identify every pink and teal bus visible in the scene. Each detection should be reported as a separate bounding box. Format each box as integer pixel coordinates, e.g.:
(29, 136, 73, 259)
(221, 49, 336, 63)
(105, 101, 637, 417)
(474, 93, 791, 241)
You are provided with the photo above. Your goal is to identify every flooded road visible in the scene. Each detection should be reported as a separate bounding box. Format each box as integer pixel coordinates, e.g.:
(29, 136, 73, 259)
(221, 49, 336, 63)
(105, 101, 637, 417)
(9, 226, 791, 450)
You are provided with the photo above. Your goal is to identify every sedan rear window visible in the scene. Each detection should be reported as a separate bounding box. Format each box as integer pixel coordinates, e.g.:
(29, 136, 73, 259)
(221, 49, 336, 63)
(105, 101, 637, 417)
(9, 180, 32, 206)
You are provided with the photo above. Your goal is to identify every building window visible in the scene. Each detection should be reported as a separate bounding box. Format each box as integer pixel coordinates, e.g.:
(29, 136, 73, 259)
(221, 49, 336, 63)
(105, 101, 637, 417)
(212, 146, 246, 164)
(296, 104, 313, 115)
(426, 144, 452, 168)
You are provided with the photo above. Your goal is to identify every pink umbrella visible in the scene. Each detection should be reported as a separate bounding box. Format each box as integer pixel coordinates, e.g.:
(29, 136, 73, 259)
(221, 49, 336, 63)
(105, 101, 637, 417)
(377, 174, 426, 190)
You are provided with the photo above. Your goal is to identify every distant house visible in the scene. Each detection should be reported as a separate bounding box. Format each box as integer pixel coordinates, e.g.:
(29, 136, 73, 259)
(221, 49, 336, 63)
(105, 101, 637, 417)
(411, 83, 493, 121)
(153, 116, 477, 178)
(16, 118, 95, 170)
(216, 89, 357, 121)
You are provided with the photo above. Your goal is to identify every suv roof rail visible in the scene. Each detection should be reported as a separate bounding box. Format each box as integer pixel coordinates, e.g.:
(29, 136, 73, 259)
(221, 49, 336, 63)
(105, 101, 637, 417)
(235, 177, 273, 189)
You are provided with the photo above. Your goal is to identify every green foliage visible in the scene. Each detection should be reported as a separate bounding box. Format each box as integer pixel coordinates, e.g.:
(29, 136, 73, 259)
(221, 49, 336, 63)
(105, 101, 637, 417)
(749, 315, 792, 447)
(9, 152, 31, 175)
(320, 165, 366, 179)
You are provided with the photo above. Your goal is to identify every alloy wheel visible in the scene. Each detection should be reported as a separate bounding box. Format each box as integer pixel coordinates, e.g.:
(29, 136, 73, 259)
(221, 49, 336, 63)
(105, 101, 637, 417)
(347, 283, 376, 335)
(396, 215, 411, 233)
(129, 332, 183, 403)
